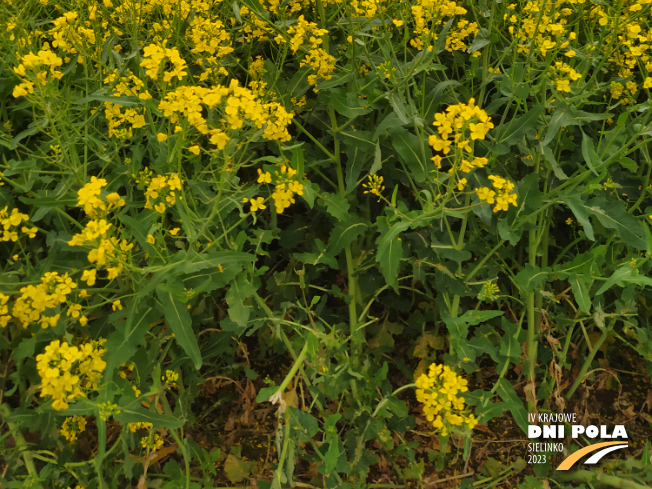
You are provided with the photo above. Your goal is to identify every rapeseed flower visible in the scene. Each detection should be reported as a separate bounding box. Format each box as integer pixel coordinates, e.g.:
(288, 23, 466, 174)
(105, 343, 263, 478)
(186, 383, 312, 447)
(415, 364, 477, 436)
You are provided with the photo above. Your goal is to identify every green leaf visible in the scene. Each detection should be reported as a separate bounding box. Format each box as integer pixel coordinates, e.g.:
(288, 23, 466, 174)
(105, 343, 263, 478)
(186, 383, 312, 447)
(328, 216, 368, 254)
(476, 402, 521, 425)
(561, 194, 594, 241)
(238, 0, 269, 19)
(595, 265, 633, 295)
(224, 454, 256, 483)
(345, 146, 367, 193)
(376, 222, 409, 288)
(256, 386, 277, 403)
(570, 275, 591, 314)
(337, 129, 375, 153)
(156, 285, 202, 369)
(467, 27, 491, 52)
(185, 250, 256, 272)
(580, 130, 603, 175)
(324, 441, 341, 474)
(495, 378, 528, 433)
(388, 92, 411, 124)
(301, 180, 318, 209)
(294, 240, 340, 269)
(114, 403, 185, 429)
(540, 143, 568, 180)
(491, 105, 544, 155)
(73, 89, 140, 107)
(586, 195, 646, 250)
(389, 127, 429, 183)
(319, 192, 350, 221)
(373, 112, 405, 140)
(370, 140, 383, 174)
(498, 318, 521, 371)
(444, 310, 504, 342)
(617, 156, 638, 172)
(288, 407, 320, 442)
(515, 264, 551, 294)
(225, 275, 256, 327)
(103, 300, 159, 381)
(330, 89, 373, 118)
(542, 103, 613, 147)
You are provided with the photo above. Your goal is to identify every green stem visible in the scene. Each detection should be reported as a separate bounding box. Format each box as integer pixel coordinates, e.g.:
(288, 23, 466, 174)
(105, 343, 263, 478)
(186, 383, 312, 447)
(326, 98, 360, 363)
(564, 328, 609, 400)
(0, 404, 38, 478)
(526, 225, 538, 412)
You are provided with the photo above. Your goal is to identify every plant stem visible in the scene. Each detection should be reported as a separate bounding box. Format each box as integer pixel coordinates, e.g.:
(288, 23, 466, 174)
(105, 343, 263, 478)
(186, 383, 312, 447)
(0, 403, 38, 478)
(564, 328, 609, 400)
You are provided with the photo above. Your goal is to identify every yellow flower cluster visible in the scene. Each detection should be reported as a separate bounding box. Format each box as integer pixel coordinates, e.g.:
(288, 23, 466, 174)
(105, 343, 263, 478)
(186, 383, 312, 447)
(68, 176, 131, 279)
(4, 272, 77, 329)
(188, 17, 233, 59)
(547, 61, 582, 93)
(283, 16, 335, 86)
(410, 0, 469, 51)
(48, 11, 97, 62)
(239, 5, 275, 44)
(0, 206, 37, 242)
(140, 43, 188, 83)
(68, 219, 133, 278)
(505, 1, 573, 57)
(141, 433, 165, 451)
(362, 174, 385, 201)
(475, 175, 518, 213)
(429, 98, 493, 159)
(36, 339, 107, 410)
(270, 164, 304, 214)
(478, 281, 500, 302)
(158, 79, 293, 146)
(429, 98, 493, 193)
(162, 369, 179, 386)
(60, 415, 87, 443)
(445, 20, 480, 53)
(415, 363, 478, 436)
(74, 176, 125, 217)
(12, 48, 63, 97)
(103, 70, 151, 139)
(98, 401, 120, 421)
(142, 173, 183, 214)
(128, 422, 153, 433)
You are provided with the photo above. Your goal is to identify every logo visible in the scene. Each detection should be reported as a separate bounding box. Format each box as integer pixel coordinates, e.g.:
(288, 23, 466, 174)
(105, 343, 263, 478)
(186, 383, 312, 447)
(527, 412, 628, 470)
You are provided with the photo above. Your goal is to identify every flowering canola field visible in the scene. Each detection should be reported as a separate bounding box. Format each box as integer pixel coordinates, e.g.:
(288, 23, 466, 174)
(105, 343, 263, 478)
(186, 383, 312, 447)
(1, 0, 652, 487)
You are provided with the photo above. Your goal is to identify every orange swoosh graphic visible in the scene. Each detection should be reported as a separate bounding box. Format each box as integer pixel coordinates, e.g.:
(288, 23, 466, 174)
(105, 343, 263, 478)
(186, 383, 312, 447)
(556, 442, 628, 471)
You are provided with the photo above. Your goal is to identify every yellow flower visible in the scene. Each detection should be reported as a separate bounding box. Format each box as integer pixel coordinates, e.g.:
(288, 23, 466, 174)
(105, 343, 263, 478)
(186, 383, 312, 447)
(249, 197, 266, 212)
(112, 300, 122, 311)
(188, 145, 200, 155)
(147, 234, 155, 244)
(79, 315, 88, 326)
(169, 227, 180, 236)
(257, 169, 272, 184)
(157, 133, 168, 142)
(79, 289, 89, 298)
(81, 269, 97, 287)
(362, 175, 385, 200)
(475, 187, 496, 204)
(457, 178, 467, 191)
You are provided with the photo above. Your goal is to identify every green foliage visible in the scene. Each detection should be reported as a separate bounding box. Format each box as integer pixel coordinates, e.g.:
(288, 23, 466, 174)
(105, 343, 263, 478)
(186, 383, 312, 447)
(1, 0, 652, 487)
